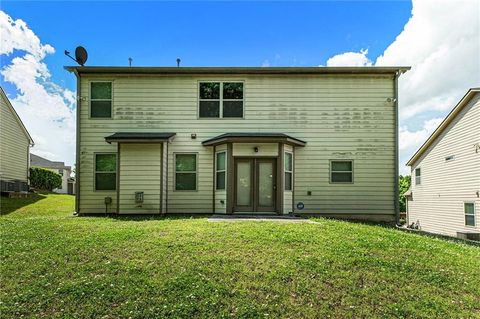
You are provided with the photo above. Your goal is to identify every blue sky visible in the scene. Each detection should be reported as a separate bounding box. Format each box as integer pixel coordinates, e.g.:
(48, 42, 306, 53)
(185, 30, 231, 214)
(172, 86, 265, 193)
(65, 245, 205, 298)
(1, 1, 411, 93)
(1, 1, 478, 171)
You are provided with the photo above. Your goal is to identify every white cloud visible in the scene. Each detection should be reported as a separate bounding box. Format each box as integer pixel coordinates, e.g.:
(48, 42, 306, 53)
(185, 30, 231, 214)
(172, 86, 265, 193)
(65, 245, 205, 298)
(0, 11, 76, 166)
(376, 0, 480, 121)
(326, 49, 372, 67)
(398, 117, 443, 175)
(261, 59, 270, 67)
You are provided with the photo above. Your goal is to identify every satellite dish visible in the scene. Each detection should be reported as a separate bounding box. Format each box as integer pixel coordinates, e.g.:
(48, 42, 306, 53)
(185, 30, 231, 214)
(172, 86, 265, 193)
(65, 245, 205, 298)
(75, 46, 88, 66)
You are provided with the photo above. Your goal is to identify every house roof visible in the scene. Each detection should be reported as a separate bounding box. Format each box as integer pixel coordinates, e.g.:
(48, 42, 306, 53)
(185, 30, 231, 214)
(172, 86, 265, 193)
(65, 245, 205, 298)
(65, 66, 410, 76)
(202, 133, 306, 147)
(105, 132, 176, 143)
(406, 88, 480, 166)
(0, 87, 34, 145)
(31, 154, 70, 170)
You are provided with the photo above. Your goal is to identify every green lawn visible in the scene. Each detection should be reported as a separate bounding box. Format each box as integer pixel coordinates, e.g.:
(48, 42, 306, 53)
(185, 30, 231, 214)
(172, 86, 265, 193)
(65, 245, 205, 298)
(1, 194, 479, 319)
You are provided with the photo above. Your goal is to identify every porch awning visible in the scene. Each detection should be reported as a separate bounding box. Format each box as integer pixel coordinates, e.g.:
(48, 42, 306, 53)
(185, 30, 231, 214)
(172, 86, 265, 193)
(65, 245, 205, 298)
(105, 132, 176, 144)
(202, 133, 306, 147)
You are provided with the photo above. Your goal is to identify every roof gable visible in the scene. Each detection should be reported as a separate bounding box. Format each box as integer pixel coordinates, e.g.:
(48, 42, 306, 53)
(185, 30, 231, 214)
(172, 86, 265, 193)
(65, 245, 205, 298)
(0, 87, 34, 145)
(406, 88, 480, 166)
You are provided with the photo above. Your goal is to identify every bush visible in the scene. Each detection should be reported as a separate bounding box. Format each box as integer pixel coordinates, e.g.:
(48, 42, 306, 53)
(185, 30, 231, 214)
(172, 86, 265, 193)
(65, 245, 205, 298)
(30, 167, 62, 191)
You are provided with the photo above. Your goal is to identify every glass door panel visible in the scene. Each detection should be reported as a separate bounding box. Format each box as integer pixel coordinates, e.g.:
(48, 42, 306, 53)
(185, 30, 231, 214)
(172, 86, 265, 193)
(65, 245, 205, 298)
(258, 162, 274, 207)
(236, 160, 252, 207)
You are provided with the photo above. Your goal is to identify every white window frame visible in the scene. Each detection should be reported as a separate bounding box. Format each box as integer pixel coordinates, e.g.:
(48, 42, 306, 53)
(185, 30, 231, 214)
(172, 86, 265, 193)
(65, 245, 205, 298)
(215, 151, 226, 190)
(330, 160, 354, 184)
(174, 153, 198, 191)
(284, 152, 293, 191)
(464, 202, 476, 227)
(94, 153, 117, 192)
(90, 81, 113, 119)
(198, 81, 244, 118)
(415, 167, 421, 185)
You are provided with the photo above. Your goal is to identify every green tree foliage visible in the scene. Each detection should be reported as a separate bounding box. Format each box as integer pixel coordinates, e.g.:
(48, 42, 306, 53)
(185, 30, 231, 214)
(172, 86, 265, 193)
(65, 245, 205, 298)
(399, 175, 411, 213)
(30, 167, 62, 191)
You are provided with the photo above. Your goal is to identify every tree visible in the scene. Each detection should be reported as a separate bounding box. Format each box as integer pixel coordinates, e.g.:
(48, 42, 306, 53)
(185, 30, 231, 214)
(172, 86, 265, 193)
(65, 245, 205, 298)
(30, 167, 62, 191)
(399, 175, 411, 213)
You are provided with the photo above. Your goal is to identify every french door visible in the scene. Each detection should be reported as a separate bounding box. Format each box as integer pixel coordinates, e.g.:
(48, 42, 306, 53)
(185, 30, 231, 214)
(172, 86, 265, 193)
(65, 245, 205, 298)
(234, 158, 276, 212)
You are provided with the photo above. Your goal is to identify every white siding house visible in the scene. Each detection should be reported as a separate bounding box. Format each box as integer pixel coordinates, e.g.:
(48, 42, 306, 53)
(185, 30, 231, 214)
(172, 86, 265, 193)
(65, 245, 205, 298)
(67, 66, 409, 222)
(406, 88, 480, 239)
(0, 87, 34, 193)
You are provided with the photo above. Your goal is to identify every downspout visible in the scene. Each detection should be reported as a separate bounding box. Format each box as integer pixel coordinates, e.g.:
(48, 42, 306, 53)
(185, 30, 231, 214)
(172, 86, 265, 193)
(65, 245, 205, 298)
(394, 72, 400, 225)
(74, 70, 81, 215)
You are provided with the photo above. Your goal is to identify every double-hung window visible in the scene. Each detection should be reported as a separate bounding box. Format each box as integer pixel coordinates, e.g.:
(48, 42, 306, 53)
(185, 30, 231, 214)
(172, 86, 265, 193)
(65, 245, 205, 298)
(284, 152, 293, 191)
(415, 168, 421, 185)
(199, 82, 243, 118)
(216, 152, 226, 190)
(95, 153, 117, 191)
(465, 203, 476, 226)
(330, 160, 353, 183)
(91, 82, 112, 118)
(175, 153, 197, 191)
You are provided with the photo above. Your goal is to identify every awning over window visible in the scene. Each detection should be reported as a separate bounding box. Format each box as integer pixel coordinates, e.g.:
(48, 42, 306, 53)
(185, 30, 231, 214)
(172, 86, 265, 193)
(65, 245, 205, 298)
(105, 132, 176, 144)
(202, 133, 306, 147)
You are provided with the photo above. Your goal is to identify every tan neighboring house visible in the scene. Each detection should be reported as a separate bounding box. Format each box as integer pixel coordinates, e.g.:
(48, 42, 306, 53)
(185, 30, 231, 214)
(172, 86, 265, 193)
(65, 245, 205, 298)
(0, 87, 34, 193)
(406, 88, 480, 239)
(30, 154, 75, 194)
(66, 66, 409, 221)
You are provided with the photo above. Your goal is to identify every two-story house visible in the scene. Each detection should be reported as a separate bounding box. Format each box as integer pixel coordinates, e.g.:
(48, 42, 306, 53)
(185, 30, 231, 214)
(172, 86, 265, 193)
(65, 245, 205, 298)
(406, 88, 479, 239)
(30, 154, 74, 194)
(66, 66, 408, 222)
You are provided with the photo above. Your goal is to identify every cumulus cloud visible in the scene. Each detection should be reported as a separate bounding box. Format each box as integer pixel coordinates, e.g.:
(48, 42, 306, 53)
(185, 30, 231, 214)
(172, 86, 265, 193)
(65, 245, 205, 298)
(261, 59, 270, 67)
(326, 49, 372, 67)
(376, 0, 479, 121)
(0, 11, 76, 166)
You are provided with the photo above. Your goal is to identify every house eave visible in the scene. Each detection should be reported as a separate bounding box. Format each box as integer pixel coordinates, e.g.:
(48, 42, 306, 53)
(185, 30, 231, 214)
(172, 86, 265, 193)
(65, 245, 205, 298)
(65, 66, 410, 76)
(406, 88, 480, 167)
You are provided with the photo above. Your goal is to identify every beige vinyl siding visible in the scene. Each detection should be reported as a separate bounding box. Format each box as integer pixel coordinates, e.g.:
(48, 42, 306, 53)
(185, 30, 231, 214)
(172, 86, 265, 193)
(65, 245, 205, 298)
(408, 93, 480, 236)
(214, 144, 227, 214)
(232, 143, 278, 157)
(78, 74, 395, 217)
(119, 143, 162, 214)
(0, 94, 30, 182)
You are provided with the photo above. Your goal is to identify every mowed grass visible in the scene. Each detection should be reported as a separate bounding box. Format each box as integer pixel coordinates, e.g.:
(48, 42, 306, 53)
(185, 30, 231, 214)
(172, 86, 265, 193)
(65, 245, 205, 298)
(1, 194, 479, 319)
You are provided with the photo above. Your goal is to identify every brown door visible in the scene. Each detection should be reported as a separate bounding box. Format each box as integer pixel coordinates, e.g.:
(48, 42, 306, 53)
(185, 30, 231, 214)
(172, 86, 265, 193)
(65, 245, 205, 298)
(234, 158, 276, 212)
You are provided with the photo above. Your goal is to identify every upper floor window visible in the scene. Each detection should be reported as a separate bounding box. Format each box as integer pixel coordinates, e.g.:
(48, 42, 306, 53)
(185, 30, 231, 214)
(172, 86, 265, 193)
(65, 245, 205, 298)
(330, 160, 353, 183)
(415, 168, 421, 185)
(199, 82, 243, 118)
(58, 169, 64, 176)
(91, 82, 112, 118)
(465, 203, 476, 226)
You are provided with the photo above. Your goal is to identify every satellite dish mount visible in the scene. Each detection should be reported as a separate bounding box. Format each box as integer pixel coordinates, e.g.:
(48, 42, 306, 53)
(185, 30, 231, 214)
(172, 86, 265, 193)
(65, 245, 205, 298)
(64, 46, 88, 66)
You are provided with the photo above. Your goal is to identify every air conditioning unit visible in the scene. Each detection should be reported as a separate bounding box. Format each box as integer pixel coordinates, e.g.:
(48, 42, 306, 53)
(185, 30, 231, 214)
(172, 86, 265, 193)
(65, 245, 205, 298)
(457, 231, 480, 241)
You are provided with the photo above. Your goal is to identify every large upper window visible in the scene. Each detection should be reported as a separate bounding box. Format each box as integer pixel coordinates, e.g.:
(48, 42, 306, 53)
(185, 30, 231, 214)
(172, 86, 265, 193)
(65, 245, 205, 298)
(216, 151, 226, 190)
(91, 82, 112, 118)
(95, 153, 116, 191)
(415, 168, 421, 185)
(175, 153, 197, 191)
(465, 203, 476, 226)
(330, 160, 353, 183)
(284, 152, 293, 191)
(199, 82, 243, 118)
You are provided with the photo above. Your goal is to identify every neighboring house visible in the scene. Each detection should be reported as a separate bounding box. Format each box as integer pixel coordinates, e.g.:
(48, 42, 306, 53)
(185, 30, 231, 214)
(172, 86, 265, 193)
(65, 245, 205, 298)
(0, 87, 34, 193)
(406, 88, 480, 239)
(66, 66, 409, 221)
(30, 154, 75, 194)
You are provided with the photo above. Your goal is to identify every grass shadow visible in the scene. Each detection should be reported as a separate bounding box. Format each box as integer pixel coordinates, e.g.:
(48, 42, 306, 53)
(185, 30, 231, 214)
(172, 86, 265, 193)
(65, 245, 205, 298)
(0, 193, 47, 216)
(78, 213, 211, 222)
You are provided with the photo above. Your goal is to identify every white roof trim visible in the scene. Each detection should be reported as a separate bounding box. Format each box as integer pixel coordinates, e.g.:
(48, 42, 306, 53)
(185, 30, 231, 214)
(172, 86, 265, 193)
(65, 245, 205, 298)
(0, 86, 34, 145)
(406, 88, 480, 166)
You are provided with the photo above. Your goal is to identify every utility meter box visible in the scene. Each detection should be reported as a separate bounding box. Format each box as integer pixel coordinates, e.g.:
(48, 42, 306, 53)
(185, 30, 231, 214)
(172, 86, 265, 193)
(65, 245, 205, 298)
(135, 191, 144, 204)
